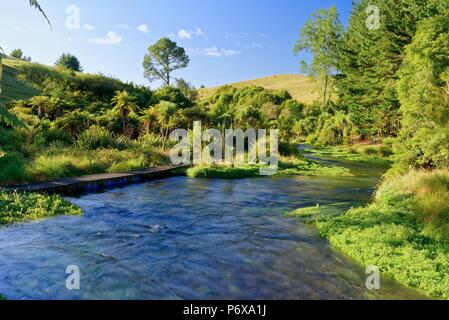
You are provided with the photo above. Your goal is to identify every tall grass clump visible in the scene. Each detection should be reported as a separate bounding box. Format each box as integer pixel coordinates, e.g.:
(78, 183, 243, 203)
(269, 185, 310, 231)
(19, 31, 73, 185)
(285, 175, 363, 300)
(76, 125, 117, 150)
(0, 153, 30, 184)
(107, 155, 147, 173)
(381, 170, 449, 241)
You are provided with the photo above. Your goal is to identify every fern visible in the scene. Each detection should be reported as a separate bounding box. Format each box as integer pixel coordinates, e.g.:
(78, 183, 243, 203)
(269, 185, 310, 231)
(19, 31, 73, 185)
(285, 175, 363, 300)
(0, 104, 23, 128)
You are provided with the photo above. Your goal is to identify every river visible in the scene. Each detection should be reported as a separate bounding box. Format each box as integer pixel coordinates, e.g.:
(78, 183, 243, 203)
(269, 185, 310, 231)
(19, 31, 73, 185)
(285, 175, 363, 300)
(0, 154, 424, 299)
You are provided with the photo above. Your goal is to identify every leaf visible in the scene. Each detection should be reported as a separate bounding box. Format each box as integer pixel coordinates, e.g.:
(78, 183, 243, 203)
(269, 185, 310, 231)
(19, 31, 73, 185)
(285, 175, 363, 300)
(29, 0, 52, 29)
(0, 104, 24, 128)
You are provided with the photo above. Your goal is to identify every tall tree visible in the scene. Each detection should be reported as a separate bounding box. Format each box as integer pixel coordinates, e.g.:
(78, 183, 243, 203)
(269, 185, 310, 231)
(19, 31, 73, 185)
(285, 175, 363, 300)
(336, 0, 445, 138)
(55, 53, 83, 72)
(10, 49, 23, 59)
(143, 38, 189, 86)
(294, 6, 343, 107)
(395, 8, 449, 170)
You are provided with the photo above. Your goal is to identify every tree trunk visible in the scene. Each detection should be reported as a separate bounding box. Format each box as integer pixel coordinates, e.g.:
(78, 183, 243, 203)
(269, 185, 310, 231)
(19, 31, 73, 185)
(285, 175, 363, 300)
(323, 75, 329, 106)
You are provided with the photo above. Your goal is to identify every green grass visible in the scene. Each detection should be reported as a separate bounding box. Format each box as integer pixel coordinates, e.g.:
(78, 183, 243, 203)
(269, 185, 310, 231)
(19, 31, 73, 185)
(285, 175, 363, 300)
(0, 147, 168, 185)
(199, 74, 319, 104)
(288, 169, 449, 299)
(0, 59, 40, 105)
(187, 156, 351, 179)
(306, 144, 393, 167)
(0, 190, 82, 225)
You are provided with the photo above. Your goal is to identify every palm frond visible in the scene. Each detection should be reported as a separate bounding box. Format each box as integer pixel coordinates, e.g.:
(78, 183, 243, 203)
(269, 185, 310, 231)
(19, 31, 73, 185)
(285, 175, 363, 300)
(29, 0, 52, 29)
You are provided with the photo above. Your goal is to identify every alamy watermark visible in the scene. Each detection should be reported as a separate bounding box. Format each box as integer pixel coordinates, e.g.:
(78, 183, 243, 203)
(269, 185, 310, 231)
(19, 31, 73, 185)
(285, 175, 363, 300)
(169, 121, 279, 176)
(66, 265, 80, 290)
(366, 265, 380, 290)
(365, 5, 380, 30)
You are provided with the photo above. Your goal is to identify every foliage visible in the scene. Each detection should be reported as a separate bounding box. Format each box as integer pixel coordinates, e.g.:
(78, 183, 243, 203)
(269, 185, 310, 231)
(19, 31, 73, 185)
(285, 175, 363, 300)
(75, 125, 117, 150)
(294, 6, 343, 106)
(143, 37, 190, 86)
(289, 169, 449, 299)
(187, 156, 350, 179)
(0, 190, 81, 225)
(394, 9, 449, 171)
(175, 78, 199, 103)
(55, 53, 83, 72)
(307, 144, 393, 167)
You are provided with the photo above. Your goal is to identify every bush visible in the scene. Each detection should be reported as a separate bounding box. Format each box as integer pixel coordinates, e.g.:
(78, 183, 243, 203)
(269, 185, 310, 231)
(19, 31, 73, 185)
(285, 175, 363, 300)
(76, 126, 116, 150)
(278, 142, 301, 157)
(0, 153, 30, 184)
(363, 147, 378, 155)
(107, 155, 147, 173)
(0, 191, 81, 225)
(378, 145, 393, 157)
(414, 172, 449, 241)
(39, 128, 73, 147)
(137, 133, 163, 148)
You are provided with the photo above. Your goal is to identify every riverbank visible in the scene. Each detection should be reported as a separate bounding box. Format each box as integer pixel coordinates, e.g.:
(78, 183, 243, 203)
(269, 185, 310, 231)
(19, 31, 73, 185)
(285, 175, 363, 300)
(187, 156, 351, 179)
(304, 144, 393, 167)
(288, 169, 449, 299)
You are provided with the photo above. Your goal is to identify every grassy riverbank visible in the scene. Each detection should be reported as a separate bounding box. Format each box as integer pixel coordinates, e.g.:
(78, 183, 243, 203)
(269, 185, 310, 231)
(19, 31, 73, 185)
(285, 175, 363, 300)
(187, 156, 351, 179)
(0, 145, 168, 185)
(288, 169, 449, 299)
(305, 144, 393, 167)
(0, 190, 82, 225)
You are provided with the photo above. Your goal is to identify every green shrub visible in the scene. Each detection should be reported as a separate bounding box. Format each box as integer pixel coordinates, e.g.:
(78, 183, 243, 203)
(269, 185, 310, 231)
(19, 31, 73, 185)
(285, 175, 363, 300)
(363, 147, 378, 155)
(108, 155, 147, 173)
(0, 153, 30, 184)
(0, 190, 81, 225)
(187, 165, 260, 179)
(279, 142, 301, 157)
(138, 133, 163, 148)
(76, 126, 116, 150)
(413, 172, 449, 241)
(39, 128, 73, 147)
(29, 154, 91, 179)
(378, 145, 393, 157)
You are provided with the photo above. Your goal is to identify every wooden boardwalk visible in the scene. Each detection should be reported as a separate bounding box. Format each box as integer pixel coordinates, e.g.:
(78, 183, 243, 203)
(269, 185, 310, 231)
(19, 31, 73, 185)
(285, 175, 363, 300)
(1, 165, 188, 195)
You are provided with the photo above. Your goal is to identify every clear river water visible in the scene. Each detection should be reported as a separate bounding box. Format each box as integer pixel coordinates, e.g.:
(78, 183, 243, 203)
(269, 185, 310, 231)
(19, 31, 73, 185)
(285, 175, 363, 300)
(0, 154, 425, 299)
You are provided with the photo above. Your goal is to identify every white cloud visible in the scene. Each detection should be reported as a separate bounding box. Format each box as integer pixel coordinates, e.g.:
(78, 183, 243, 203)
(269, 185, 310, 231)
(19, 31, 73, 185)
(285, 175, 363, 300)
(88, 31, 123, 45)
(82, 24, 95, 31)
(137, 24, 150, 33)
(251, 42, 262, 48)
(177, 27, 205, 39)
(188, 46, 240, 57)
(115, 24, 131, 30)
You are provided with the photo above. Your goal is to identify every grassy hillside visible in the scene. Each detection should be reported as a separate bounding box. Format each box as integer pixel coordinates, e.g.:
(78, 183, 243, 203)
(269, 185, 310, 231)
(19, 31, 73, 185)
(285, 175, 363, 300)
(199, 74, 318, 104)
(0, 58, 39, 105)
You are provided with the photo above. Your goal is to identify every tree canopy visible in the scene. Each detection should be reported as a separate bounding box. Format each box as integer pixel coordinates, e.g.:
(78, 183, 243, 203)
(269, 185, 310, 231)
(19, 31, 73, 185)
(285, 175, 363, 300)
(55, 53, 83, 72)
(143, 37, 190, 86)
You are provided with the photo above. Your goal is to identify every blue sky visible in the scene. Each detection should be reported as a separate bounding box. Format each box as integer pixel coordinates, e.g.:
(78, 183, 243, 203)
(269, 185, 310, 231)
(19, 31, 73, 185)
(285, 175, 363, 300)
(0, 0, 352, 88)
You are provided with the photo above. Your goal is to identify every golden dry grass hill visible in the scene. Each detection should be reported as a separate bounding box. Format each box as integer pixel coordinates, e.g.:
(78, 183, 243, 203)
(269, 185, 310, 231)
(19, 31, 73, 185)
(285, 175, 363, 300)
(199, 74, 319, 104)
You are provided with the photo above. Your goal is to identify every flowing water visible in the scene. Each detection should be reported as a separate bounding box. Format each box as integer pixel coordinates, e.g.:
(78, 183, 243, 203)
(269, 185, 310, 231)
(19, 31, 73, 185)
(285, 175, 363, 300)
(0, 154, 425, 299)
